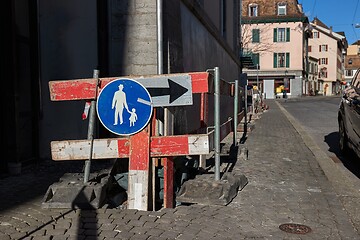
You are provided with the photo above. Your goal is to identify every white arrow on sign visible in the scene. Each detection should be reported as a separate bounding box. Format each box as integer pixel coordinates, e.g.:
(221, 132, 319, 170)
(136, 75, 193, 107)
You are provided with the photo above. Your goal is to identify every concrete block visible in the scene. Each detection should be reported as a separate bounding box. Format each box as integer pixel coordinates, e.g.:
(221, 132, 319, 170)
(176, 173, 248, 206)
(42, 172, 110, 209)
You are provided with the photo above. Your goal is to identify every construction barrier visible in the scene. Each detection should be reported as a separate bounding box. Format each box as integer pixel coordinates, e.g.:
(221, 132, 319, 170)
(47, 67, 244, 210)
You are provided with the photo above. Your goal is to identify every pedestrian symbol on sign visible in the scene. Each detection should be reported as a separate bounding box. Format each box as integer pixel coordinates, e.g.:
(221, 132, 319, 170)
(97, 79, 153, 136)
(112, 84, 130, 125)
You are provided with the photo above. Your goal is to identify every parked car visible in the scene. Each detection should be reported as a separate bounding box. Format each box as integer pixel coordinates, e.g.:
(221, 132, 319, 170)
(338, 68, 360, 158)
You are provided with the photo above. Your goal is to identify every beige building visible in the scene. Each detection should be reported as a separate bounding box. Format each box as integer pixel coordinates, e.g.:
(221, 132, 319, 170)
(241, 0, 309, 99)
(308, 18, 347, 96)
(344, 40, 360, 84)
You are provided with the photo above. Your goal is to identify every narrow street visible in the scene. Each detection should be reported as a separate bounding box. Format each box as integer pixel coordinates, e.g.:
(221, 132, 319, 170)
(280, 96, 360, 179)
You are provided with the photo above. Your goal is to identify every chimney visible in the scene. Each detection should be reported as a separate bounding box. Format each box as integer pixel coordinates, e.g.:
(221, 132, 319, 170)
(297, 4, 303, 13)
(330, 26, 333, 34)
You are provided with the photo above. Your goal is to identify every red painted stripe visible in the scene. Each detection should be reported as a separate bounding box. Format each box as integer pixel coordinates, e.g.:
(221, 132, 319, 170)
(49, 79, 97, 101)
(150, 135, 189, 157)
(190, 72, 209, 93)
(117, 138, 130, 158)
(129, 128, 150, 171)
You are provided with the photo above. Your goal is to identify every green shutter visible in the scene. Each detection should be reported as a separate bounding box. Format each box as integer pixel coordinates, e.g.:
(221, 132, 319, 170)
(286, 52, 290, 68)
(273, 28, 277, 42)
(286, 28, 290, 42)
(273, 53, 278, 68)
(252, 29, 260, 43)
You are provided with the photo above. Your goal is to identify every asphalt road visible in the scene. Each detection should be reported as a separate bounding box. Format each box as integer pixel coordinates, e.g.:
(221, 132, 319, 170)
(280, 96, 360, 179)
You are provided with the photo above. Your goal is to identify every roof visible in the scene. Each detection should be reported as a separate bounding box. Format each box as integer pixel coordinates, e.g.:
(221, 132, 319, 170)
(312, 17, 329, 29)
(310, 23, 346, 41)
(345, 55, 360, 69)
(242, 0, 308, 24)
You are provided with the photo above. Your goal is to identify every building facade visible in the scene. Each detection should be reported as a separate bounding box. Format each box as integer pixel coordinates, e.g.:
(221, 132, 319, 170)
(344, 40, 360, 84)
(307, 56, 319, 95)
(308, 18, 347, 96)
(241, 0, 309, 99)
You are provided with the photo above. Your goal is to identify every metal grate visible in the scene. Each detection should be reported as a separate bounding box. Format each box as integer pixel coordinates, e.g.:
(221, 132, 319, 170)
(279, 223, 312, 234)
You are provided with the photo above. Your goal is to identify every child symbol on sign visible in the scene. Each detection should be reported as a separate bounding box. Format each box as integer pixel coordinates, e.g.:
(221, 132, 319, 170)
(129, 108, 138, 127)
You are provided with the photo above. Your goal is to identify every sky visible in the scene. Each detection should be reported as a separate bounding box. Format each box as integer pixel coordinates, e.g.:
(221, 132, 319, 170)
(299, 0, 360, 45)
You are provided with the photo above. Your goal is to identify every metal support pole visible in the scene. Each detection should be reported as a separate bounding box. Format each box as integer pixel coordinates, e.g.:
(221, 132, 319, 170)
(233, 80, 239, 146)
(214, 67, 221, 181)
(244, 84, 248, 124)
(84, 69, 99, 183)
(157, 0, 163, 75)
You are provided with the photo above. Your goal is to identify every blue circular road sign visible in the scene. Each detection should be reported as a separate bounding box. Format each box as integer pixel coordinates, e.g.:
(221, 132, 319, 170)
(97, 78, 153, 136)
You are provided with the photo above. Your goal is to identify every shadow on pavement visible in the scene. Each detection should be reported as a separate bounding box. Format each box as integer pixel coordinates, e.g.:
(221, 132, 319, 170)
(324, 132, 360, 179)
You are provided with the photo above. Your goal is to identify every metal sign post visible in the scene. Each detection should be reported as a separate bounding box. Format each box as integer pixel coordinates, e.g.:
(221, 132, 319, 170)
(233, 80, 239, 146)
(214, 67, 221, 181)
(84, 69, 99, 183)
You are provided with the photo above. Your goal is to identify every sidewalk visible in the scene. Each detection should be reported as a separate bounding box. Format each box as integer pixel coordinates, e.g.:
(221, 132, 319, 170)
(0, 100, 359, 239)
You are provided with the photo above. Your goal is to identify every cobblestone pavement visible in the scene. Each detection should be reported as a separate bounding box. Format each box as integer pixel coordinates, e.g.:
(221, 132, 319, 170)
(0, 100, 359, 239)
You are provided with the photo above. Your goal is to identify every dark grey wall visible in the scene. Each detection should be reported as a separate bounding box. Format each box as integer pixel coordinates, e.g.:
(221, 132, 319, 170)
(38, 0, 98, 159)
(175, 2, 240, 133)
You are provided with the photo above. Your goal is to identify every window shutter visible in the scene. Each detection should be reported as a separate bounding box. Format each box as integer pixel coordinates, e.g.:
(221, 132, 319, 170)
(273, 28, 277, 42)
(286, 52, 290, 68)
(252, 29, 260, 43)
(319, 45, 321, 52)
(273, 53, 278, 68)
(286, 28, 290, 42)
(308, 46, 312, 52)
(326, 58, 328, 64)
(326, 45, 328, 51)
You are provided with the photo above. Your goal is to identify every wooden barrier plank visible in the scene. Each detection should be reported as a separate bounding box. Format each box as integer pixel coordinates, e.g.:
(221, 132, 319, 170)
(50, 138, 129, 160)
(128, 127, 150, 210)
(50, 135, 210, 160)
(49, 72, 210, 101)
(50, 122, 235, 161)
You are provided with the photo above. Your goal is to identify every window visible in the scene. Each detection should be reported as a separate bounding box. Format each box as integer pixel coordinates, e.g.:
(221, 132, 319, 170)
(319, 58, 328, 65)
(308, 46, 312, 52)
(273, 52, 290, 68)
(309, 63, 314, 74)
(274, 28, 290, 42)
(278, 3, 287, 15)
(319, 67, 328, 78)
(278, 28, 286, 42)
(346, 70, 353, 76)
(319, 45, 328, 52)
(313, 32, 320, 38)
(252, 29, 260, 43)
(249, 4, 258, 17)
